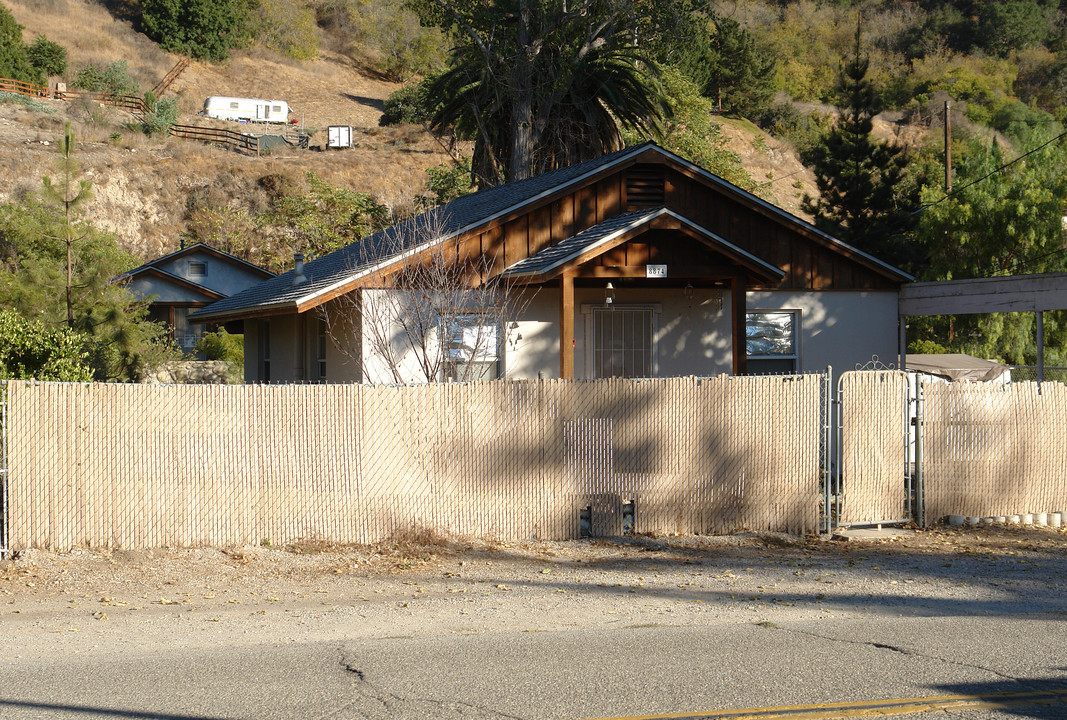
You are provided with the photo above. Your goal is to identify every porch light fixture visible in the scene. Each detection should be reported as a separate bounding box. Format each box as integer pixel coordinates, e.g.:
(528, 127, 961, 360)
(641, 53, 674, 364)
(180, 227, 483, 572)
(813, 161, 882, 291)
(605, 282, 615, 305)
(684, 283, 694, 300)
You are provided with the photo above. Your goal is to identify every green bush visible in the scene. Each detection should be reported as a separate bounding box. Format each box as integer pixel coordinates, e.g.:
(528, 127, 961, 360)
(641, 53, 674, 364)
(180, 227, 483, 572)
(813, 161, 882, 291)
(73, 61, 138, 96)
(141, 0, 253, 62)
(26, 35, 66, 77)
(195, 329, 244, 364)
(0, 4, 41, 84)
(0, 90, 57, 114)
(141, 94, 180, 137)
(0, 308, 94, 382)
(380, 78, 437, 126)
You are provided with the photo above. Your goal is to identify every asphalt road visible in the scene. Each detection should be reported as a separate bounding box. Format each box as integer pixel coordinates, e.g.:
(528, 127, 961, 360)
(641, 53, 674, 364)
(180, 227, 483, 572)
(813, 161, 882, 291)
(2, 530, 1066, 720)
(2, 612, 1066, 719)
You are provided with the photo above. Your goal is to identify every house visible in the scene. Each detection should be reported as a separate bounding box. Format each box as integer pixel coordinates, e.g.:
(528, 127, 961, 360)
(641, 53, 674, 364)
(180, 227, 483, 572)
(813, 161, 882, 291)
(117, 243, 275, 353)
(190, 143, 912, 383)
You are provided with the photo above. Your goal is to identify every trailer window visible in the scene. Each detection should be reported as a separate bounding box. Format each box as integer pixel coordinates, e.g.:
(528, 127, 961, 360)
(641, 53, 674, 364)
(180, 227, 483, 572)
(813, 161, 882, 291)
(272, 105, 282, 113)
(229, 101, 239, 109)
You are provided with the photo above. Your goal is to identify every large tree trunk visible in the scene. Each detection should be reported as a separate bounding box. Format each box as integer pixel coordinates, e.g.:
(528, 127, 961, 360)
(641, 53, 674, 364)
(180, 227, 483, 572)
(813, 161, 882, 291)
(508, 0, 535, 183)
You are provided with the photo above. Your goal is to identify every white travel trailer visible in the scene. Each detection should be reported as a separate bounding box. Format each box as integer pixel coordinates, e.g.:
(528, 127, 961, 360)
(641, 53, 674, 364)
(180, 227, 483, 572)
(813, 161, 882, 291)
(202, 96, 290, 124)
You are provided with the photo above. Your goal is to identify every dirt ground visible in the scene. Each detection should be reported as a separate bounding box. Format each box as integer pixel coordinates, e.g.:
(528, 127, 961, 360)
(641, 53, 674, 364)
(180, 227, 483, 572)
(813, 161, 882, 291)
(2, 524, 1065, 657)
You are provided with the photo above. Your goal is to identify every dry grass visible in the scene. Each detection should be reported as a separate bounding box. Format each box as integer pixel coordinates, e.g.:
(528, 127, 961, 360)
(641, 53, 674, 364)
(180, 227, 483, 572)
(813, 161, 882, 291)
(7, 0, 173, 89)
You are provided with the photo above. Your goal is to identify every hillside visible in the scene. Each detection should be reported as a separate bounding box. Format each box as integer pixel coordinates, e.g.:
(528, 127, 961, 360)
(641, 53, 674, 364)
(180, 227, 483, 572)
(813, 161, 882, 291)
(0, 0, 824, 263)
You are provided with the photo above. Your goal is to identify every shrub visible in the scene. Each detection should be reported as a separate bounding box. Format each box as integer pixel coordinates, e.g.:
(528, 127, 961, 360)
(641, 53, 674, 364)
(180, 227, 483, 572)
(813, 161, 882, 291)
(26, 35, 66, 77)
(73, 61, 138, 96)
(380, 78, 437, 126)
(255, 0, 319, 60)
(195, 329, 244, 364)
(141, 0, 253, 62)
(0, 4, 40, 84)
(0, 308, 94, 382)
(141, 94, 180, 137)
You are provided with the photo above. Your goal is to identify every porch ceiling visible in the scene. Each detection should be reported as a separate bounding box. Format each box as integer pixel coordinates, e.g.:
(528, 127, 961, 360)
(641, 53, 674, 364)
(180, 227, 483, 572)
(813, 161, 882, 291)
(498, 206, 785, 285)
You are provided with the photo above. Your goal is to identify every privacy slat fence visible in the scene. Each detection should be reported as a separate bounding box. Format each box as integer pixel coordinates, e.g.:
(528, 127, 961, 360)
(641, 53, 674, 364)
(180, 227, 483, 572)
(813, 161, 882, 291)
(5, 375, 824, 551)
(922, 380, 1067, 521)
(838, 371, 911, 525)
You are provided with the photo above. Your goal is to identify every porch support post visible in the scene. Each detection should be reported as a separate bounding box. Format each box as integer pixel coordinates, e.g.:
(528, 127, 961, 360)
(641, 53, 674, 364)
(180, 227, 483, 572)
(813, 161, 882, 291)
(731, 273, 747, 375)
(560, 270, 575, 379)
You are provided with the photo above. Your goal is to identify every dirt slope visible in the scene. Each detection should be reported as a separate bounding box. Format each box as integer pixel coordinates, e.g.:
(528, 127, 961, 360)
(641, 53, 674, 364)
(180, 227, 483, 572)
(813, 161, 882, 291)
(3, 0, 822, 262)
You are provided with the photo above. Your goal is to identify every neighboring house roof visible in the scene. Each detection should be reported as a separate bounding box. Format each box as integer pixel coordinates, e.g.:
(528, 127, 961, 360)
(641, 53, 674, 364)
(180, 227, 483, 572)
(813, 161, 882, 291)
(116, 243, 276, 284)
(121, 266, 226, 302)
(192, 142, 912, 322)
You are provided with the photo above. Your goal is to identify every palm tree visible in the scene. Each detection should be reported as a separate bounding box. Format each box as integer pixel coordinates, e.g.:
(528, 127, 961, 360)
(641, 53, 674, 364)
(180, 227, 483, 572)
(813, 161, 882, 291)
(424, 0, 670, 187)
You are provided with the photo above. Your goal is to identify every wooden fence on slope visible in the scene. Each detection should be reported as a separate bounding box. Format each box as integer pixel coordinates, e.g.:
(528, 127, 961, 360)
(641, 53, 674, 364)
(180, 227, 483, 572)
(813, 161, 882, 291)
(4, 375, 824, 551)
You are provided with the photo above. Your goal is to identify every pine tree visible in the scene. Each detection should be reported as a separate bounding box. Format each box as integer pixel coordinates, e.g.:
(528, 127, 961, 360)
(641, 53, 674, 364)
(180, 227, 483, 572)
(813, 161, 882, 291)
(802, 25, 911, 266)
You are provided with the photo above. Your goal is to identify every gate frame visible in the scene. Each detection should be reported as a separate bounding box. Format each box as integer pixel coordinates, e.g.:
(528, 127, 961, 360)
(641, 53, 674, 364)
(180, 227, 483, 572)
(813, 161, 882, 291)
(832, 367, 915, 531)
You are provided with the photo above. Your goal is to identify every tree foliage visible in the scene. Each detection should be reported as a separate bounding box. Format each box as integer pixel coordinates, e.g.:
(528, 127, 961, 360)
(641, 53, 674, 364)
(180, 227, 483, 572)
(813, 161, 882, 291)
(255, 0, 320, 60)
(26, 35, 66, 77)
(907, 134, 1067, 365)
(0, 4, 40, 84)
(0, 308, 94, 382)
(72, 61, 139, 96)
(701, 13, 777, 118)
(802, 27, 912, 266)
(140, 0, 254, 62)
(416, 0, 671, 186)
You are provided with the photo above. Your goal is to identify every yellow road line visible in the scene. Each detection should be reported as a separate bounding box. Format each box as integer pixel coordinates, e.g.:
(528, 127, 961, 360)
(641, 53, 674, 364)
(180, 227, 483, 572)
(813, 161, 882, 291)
(584, 688, 1067, 720)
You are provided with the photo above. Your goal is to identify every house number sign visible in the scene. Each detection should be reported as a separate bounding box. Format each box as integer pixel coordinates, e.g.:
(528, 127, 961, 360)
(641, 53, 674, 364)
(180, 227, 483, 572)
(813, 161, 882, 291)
(646, 264, 667, 278)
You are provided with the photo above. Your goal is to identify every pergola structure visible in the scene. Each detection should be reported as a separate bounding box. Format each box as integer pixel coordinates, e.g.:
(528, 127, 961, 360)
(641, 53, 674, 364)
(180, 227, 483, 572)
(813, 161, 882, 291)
(899, 272, 1067, 382)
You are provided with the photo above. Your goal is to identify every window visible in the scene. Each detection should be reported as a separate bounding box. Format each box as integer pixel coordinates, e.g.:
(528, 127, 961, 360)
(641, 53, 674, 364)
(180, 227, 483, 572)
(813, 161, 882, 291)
(442, 313, 501, 381)
(229, 101, 239, 110)
(272, 105, 282, 113)
(189, 261, 207, 277)
(592, 306, 654, 378)
(746, 310, 799, 375)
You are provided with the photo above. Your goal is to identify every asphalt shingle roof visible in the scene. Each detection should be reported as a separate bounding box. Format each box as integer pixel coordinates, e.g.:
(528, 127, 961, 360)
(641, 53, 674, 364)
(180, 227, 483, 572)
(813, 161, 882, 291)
(191, 143, 655, 321)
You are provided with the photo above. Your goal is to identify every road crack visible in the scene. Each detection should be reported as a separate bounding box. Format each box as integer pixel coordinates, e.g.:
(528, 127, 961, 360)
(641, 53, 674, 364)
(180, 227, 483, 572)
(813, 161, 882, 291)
(775, 626, 1021, 682)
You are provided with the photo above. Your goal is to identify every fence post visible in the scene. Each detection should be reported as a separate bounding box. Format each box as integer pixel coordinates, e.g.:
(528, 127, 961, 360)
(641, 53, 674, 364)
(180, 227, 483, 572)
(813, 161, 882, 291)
(914, 376, 925, 528)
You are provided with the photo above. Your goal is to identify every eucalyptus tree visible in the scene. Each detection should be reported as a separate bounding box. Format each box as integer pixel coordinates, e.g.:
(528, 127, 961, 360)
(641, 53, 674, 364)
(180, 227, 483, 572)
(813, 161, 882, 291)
(415, 0, 672, 186)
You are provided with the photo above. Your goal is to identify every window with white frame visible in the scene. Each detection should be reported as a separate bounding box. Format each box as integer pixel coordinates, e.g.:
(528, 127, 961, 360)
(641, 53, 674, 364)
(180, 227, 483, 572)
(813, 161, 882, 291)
(441, 313, 502, 381)
(592, 306, 654, 378)
(746, 310, 799, 375)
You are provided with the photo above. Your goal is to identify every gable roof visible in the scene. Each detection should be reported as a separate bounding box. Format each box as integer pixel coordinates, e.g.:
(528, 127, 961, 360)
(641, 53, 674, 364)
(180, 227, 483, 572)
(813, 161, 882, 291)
(192, 143, 911, 322)
(500, 206, 785, 283)
(116, 243, 276, 283)
(121, 266, 226, 302)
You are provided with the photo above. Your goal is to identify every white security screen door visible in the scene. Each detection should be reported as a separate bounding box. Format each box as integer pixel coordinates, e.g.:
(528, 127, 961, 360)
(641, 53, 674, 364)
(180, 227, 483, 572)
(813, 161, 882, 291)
(592, 307, 653, 378)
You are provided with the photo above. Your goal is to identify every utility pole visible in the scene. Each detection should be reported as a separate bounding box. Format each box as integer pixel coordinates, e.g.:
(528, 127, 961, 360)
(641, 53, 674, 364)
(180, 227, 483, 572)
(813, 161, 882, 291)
(944, 100, 952, 193)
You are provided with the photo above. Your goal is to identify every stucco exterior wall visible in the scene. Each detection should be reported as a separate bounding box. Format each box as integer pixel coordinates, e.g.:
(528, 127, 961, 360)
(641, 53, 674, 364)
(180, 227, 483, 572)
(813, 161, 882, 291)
(242, 289, 900, 384)
(746, 290, 899, 381)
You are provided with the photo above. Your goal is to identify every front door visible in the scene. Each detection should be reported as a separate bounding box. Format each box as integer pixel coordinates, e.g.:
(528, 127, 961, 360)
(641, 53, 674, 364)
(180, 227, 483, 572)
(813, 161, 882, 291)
(591, 306, 653, 378)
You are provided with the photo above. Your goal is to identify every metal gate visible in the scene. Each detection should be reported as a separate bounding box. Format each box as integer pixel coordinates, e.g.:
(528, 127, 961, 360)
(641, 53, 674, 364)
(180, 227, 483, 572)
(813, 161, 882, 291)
(832, 369, 915, 528)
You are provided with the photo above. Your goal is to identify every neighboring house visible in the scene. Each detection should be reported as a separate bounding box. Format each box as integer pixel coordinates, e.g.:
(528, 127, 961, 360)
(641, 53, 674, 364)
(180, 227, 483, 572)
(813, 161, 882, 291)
(191, 143, 912, 383)
(117, 244, 275, 353)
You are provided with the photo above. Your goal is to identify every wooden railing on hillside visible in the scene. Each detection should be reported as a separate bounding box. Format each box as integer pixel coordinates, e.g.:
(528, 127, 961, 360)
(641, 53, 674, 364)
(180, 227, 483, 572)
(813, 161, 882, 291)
(1, 75, 279, 156)
(0, 78, 49, 98)
(170, 123, 260, 153)
(152, 57, 191, 98)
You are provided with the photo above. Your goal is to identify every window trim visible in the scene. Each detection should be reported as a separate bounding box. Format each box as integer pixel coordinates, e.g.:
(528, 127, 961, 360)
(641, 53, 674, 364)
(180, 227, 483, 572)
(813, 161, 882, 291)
(188, 261, 207, 277)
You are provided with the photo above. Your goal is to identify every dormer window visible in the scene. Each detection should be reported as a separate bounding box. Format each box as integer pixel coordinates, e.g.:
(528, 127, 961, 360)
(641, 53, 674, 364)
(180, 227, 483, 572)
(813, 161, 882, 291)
(189, 261, 207, 277)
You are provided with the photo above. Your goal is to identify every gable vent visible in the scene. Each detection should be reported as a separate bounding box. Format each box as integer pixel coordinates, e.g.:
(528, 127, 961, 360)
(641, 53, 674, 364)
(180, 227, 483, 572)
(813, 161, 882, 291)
(625, 166, 665, 209)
